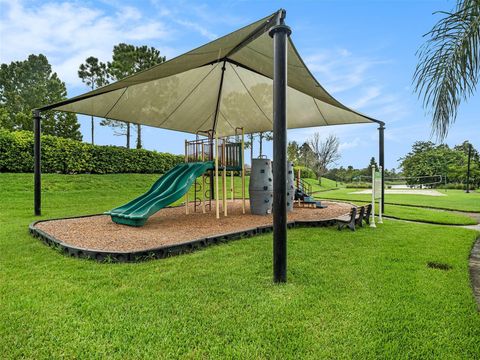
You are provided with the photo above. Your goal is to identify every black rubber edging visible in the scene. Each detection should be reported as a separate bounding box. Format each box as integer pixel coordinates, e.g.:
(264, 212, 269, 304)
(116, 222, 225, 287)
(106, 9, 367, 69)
(29, 215, 337, 263)
(469, 235, 480, 311)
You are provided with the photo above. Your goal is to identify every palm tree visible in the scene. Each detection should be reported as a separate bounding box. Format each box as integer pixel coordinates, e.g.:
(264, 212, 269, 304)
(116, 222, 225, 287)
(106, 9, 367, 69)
(413, 0, 479, 140)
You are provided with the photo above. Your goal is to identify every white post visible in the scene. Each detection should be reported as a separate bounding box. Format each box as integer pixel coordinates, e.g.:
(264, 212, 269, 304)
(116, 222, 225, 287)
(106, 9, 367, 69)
(378, 165, 383, 224)
(370, 165, 376, 228)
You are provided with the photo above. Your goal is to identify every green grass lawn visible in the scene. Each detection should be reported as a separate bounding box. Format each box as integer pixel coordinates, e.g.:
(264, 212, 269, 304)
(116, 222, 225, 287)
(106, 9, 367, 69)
(316, 187, 480, 212)
(333, 199, 477, 226)
(383, 204, 476, 225)
(1, 173, 480, 358)
(304, 177, 339, 192)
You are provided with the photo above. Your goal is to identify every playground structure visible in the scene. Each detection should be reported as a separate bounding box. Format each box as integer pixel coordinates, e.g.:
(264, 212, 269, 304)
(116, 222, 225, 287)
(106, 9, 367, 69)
(294, 169, 326, 209)
(185, 128, 245, 219)
(108, 128, 246, 226)
(107, 128, 330, 227)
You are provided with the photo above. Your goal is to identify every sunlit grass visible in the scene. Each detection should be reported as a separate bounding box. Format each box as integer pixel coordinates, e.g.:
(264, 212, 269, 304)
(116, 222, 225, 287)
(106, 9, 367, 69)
(1, 173, 479, 358)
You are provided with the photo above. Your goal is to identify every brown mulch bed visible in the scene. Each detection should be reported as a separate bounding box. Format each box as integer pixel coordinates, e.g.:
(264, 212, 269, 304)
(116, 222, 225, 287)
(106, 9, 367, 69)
(35, 200, 352, 252)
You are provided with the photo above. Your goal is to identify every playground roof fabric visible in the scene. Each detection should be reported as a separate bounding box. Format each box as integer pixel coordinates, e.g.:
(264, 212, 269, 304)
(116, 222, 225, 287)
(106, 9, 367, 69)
(39, 10, 379, 136)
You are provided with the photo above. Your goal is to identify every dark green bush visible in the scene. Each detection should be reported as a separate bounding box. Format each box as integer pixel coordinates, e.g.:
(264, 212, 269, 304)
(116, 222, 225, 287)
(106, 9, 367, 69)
(293, 165, 316, 179)
(345, 182, 371, 189)
(0, 130, 183, 174)
(437, 183, 477, 190)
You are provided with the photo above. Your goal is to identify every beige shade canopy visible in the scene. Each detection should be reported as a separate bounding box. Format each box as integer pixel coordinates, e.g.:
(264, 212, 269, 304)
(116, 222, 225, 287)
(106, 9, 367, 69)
(39, 10, 380, 136)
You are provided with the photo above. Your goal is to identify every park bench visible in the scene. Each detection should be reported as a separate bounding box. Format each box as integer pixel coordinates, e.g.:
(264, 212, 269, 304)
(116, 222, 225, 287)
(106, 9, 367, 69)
(337, 207, 357, 231)
(355, 205, 366, 227)
(363, 204, 372, 225)
(337, 204, 373, 231)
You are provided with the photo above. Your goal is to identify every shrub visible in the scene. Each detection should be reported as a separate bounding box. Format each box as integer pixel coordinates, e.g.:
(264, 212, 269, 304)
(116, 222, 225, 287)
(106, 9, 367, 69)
(345, 182, 371, 189)
(437, 183, 477, 190)
(293, 165, 316, 179)
(0, 129, 184, 174)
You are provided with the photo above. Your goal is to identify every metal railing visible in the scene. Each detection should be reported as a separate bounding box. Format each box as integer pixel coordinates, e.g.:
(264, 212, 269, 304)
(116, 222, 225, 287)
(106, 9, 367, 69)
(296, 177, 312, 196)
(185, 138, 214, 163)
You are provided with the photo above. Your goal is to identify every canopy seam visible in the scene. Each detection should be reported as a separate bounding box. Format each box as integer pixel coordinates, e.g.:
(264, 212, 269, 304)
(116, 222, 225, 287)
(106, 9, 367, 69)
(219, 110, 236, 132)
(230, 64, 272, 124)
(312, 98, 329, 125)
(103, 87, 128, 119)
(158, 64, 219, 127)
(196, 112, 216, 134)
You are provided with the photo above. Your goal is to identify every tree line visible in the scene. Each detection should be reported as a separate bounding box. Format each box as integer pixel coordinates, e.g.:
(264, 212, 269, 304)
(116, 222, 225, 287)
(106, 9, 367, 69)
(0, 43, 166, 148)
(400, 140, 479, 187)
(307, 139, 479, 189)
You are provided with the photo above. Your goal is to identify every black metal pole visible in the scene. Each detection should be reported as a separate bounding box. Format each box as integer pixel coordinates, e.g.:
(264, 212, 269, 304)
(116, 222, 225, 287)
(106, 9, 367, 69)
(466, 143, 472, 193)
(33, 110, 42, 216)
(378, 123, 385, 212)
(211, 61, 227, 201)
(269, 10, 291, 283)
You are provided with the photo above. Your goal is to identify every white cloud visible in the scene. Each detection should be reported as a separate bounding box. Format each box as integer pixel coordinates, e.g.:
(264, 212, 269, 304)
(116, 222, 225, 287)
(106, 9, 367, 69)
(350, 86, 382, 109)
(339, 137, 361, 151)
(0, 0, 172, 87)
(304, 48, 410, 124)
(304, 49, 387, 94)
(173, 19, 218, 41)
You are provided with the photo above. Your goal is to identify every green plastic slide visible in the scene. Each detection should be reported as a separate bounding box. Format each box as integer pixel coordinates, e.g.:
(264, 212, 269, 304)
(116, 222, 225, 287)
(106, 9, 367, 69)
(106, 161, 214, 227)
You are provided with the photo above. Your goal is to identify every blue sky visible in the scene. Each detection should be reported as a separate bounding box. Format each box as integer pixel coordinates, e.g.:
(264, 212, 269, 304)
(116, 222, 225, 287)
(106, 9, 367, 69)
(0, 0, 478, 170)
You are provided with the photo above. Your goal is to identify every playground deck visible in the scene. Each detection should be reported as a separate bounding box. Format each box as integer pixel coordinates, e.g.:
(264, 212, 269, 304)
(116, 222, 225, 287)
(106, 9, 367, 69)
(32, 201, 351, 259)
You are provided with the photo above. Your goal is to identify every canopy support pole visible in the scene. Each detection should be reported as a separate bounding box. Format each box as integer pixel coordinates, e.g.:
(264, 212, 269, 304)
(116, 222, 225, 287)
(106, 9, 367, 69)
(33, 110, 42, 216)
(212, 61, 227, 132)
(378, 123, 385, 212)
(269, 10, 291, 284)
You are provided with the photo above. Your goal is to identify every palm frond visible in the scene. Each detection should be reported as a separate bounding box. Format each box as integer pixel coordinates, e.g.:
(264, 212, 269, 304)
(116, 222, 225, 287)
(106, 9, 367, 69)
(413, 0, 480, 140)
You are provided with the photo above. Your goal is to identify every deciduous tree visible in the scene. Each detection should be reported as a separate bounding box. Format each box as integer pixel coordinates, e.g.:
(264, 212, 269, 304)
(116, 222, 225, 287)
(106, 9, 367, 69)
(308, 133, 341, 183)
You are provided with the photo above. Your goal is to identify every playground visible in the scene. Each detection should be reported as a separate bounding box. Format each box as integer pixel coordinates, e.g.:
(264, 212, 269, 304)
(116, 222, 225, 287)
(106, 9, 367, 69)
(29, 127, 358, 259)
(33, 200, 350, 253)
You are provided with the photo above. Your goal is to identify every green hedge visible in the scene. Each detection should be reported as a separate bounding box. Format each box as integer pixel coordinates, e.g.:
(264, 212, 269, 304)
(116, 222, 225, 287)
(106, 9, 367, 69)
(293, 165, 316, 179)
(345, 182, 371, 189)
(0, 130, 184, 174)
(437, 183, 477, 190)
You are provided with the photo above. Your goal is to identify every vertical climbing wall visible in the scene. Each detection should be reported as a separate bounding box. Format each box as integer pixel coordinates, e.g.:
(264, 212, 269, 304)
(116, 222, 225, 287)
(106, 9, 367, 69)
(249, 158, 273, 215)
(249, 159, 295, 215)
(286, 162, 294, 212)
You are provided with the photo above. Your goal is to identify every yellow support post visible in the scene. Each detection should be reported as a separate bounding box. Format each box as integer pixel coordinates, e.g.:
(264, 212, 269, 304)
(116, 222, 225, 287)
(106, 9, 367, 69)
(241, 128, 245, 214)
(215, 133, 219, 219)
(231, 171, 234, 201)
(201, 143, 206, 214)
(185, 140, 189, 214)
(223, 139, 227, 216)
